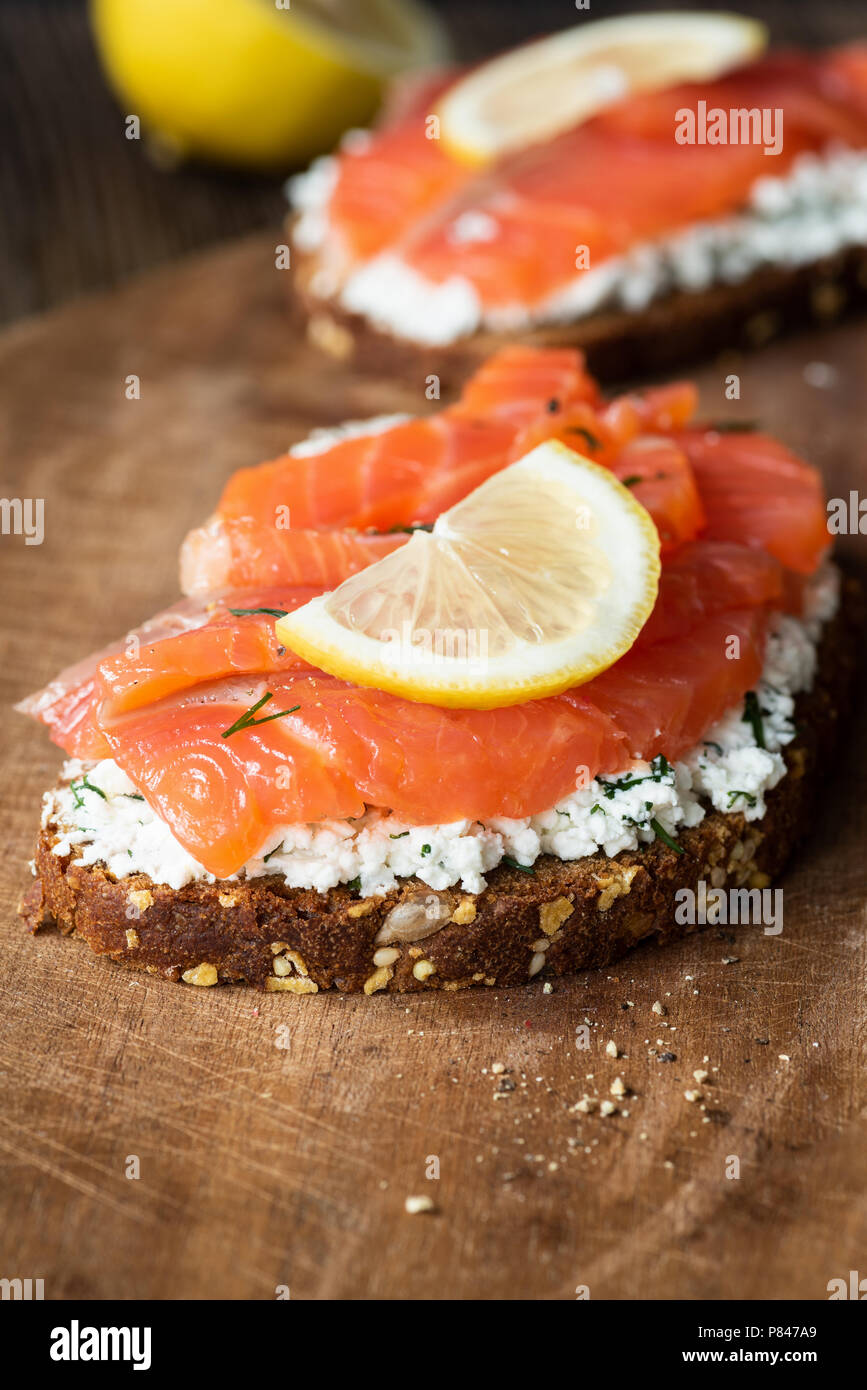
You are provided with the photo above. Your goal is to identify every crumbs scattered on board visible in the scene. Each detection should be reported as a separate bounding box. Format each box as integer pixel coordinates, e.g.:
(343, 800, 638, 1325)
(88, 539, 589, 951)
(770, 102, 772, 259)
(388, 954, 798, 1187)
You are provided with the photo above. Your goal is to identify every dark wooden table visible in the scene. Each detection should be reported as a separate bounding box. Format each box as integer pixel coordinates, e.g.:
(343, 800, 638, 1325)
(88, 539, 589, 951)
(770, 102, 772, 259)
(1, 0, 864, 326)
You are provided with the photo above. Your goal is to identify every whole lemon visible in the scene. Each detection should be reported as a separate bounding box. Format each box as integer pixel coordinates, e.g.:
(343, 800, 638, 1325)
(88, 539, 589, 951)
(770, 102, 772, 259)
(90, 0, 448, 171)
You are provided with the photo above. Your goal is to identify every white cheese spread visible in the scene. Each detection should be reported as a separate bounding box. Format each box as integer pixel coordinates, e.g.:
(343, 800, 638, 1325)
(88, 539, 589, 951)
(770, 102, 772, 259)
(288, 155, 340, 255)
(44, 567, 839, 898)
(289, 147, 867, 346)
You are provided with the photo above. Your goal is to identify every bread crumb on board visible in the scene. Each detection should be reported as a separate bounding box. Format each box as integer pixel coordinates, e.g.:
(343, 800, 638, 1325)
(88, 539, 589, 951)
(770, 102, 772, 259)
(404, 1195, 436, 1215)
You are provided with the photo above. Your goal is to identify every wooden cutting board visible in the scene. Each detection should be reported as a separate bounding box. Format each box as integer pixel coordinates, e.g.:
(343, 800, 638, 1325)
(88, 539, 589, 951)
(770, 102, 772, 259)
(1, 234, 865, 1300)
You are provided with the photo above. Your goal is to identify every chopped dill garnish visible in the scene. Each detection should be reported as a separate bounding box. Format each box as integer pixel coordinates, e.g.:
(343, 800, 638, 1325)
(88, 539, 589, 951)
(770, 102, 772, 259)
(599, 774, 642, 798)
(598, 754, 671, 799)
(703, 741, 724, 756)
(346, 876, 361, 894)
(123, 792, 145, 801)
(387, 522, 434, 534)
(742, 691, 766, 749)
(727, 789, 758, 809)
(390, 831, 409, 839)
(70, 774, 107, 809)
(621, 474, 642, 488)
(421, 844, 431, 856)
(228, 606, 289, 619)
(221, 692, 300, 739)
(566, 425, 601, 451)
(650, 818, 684, 855)
(502, 855, 535, 874)
(263, 844, 283, 863)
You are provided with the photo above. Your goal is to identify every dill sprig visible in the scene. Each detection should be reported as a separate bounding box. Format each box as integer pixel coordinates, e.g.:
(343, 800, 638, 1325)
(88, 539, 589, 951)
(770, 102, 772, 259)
(70, 774, 107, 809)
(502, 855, 535, 875)
(650, 819, 684, 855)
(221, 692, 300, 739)
(228, 606, 289, 619)
(742, 691, 766, 749)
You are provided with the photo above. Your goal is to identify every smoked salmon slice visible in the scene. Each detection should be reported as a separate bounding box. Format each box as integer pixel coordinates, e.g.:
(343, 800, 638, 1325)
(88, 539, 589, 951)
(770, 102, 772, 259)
(96, 587, 318, 718)
(313, 71, 468, 273)
(610, 438, 707, 553)
(180, 347, 827, 595)
(180, 517, 406, 596)
(585, 607, 767, 762)
(180, 347, 601, 593)
(18, 587, 321, 759)
(101, 677, 366, 878)
(452, 343, 602, 424)
(512, 380, 698, 462)
(679, 428, 830, 574)
(212, 418, 518, 534)
(99, 672, 628, 877)
(15, 597, 211, 761)
(639, 543, 783, 646)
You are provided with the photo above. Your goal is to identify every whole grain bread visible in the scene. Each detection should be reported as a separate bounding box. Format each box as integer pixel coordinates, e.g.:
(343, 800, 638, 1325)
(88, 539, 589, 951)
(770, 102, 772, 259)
(290, 236, 867, 386)
(20, 579, 860, 995)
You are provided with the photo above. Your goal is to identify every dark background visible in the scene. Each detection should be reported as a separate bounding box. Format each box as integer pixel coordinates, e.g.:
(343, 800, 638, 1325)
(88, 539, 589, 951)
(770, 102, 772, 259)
(0, 0, 863, 324)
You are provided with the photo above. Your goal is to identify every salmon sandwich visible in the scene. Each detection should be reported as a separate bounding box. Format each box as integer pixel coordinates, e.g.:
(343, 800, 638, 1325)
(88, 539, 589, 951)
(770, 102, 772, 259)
(19, 347, 855, 994)
(288, 11, 867, 380)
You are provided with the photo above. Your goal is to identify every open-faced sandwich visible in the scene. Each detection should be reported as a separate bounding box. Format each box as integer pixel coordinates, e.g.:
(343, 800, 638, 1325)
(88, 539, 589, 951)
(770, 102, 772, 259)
(19, 347, 854, 993)
(288, 11, 867, 380)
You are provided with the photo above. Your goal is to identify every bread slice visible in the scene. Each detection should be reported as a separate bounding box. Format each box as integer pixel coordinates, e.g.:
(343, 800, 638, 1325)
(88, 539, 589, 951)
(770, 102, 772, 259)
(290, 237, 867, 386)
(19, 580, 860, 995)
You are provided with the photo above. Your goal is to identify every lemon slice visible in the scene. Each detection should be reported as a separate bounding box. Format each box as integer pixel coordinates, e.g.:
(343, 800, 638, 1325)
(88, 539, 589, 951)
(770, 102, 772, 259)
(90, 0, 449, 170)
(438, 11, 767, 164)
(275, 441, 660, 709)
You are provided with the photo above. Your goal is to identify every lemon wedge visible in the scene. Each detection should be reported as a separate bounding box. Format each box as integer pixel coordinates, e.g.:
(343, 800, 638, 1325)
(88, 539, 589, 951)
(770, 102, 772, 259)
(275, 441, 661, 709)
(437, 10, 767, 165)
(90, 0, 449, 171)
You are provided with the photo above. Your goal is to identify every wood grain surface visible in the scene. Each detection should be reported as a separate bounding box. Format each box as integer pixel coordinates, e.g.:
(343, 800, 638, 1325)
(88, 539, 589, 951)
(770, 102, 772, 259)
(0, 235, 866, 1301)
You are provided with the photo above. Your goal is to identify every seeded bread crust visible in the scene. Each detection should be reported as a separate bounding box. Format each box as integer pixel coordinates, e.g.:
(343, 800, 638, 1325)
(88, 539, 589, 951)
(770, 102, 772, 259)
(20, 583, 860, 994)
(289, 236, 867, 385)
